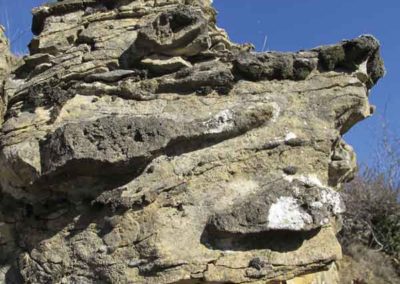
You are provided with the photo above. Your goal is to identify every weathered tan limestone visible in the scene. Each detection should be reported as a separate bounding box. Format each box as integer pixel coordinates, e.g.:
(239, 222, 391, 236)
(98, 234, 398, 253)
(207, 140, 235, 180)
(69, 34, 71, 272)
(0, 0, 384, 283)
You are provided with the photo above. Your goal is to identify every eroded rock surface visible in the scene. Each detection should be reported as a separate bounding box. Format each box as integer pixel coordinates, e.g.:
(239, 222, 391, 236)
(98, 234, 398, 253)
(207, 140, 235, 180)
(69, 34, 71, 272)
(0, 0, 384, 283)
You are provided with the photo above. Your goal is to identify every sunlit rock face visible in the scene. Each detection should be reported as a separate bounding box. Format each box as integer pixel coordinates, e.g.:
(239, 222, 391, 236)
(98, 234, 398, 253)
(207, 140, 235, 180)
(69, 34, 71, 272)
(0, 0, 384, 283)
(0, 26, 18, 126)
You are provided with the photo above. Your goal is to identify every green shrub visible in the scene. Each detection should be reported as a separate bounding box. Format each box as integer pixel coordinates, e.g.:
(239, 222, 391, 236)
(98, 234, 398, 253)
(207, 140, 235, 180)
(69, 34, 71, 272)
(374, 214, 400, 256)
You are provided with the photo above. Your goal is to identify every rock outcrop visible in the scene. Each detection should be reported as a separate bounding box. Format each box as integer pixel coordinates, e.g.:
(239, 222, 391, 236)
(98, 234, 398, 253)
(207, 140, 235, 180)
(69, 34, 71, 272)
(0, 0, 384, 283)
(0, 26, 19, 126)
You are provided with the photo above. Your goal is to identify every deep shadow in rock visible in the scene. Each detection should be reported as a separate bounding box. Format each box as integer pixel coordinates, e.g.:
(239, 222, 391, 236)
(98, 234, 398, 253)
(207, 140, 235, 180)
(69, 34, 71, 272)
(200, 224, 321, 252)
(4, 265, 24, 284)
(0, 185, 128, 283)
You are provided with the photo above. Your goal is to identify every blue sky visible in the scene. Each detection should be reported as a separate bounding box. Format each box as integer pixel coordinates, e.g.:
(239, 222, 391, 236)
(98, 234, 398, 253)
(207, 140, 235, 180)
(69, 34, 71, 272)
(0, 0, 399, 166)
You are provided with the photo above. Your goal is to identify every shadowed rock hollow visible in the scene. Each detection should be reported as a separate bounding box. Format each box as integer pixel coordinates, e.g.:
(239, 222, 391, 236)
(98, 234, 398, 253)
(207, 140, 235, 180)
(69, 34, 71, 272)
(0, 0, 384, 283)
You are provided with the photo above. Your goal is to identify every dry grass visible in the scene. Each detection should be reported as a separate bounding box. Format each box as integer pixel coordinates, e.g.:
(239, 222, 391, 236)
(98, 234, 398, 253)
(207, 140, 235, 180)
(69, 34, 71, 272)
(338, 244, 399, 284)
(338, 122, 400, 282)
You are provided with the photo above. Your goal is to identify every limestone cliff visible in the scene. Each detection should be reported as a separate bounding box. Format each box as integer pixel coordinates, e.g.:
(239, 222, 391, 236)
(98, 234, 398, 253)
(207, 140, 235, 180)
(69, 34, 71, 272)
(0, 0, 384, 283)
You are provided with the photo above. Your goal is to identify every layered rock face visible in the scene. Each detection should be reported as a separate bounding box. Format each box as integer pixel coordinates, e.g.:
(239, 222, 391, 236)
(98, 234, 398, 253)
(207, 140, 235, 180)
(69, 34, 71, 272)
(0, 0, 384, 283)
(0, 26, 18, 126)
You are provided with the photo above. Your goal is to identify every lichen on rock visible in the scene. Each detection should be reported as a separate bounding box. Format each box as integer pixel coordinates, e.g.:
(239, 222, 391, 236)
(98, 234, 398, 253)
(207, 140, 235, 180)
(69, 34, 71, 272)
(0, 0, 384, 283)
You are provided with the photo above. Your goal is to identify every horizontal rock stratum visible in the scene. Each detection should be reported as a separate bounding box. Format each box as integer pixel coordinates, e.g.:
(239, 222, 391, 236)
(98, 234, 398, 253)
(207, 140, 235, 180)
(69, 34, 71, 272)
(0, 0, 384, 283)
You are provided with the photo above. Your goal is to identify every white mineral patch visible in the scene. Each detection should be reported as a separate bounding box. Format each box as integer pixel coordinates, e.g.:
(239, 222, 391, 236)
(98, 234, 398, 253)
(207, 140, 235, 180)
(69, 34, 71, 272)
(309, 187, 345, 215)
(267, 196, 313, 230)
(310, 201, 323, 209)
(285, 174, 345, 216)
(270, 102, 281, 122)
(320, 189, 345, 214)
(295, 175, 345, 214)
(297, 174, 324, 187)
(284, 132, 297, 141)
(204, 109, 234, 134)
(284, 175, 294, 183)
(284, 174, 324, 188)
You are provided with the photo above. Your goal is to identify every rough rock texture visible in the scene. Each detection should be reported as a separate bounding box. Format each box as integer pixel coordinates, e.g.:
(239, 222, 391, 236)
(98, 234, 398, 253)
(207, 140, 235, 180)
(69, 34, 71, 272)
(0, 26, 19, 126)
(0, 0, 384, 283)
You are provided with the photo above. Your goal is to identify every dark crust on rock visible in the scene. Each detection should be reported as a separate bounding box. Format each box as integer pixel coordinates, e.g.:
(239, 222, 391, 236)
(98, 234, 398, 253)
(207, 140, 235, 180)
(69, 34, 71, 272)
(40, 104, 273, 178)
(136, 6, 209, 56)
(316, 35, 384, 87)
